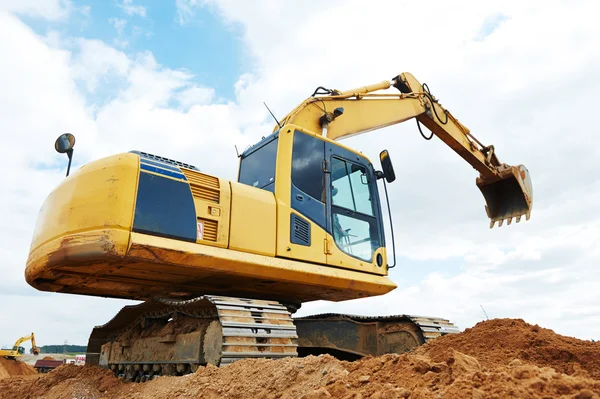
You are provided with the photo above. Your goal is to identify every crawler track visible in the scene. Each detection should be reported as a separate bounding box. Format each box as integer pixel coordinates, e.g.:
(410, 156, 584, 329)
(87, 296, 459, 382)
(86, 296, 298, 380)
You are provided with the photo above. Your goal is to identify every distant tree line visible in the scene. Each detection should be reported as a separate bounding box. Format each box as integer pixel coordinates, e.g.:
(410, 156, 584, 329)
(39, 345, 87, 353)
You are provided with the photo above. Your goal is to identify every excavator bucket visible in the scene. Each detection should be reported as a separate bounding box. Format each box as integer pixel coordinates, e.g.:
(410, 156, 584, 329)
(477, 165, 533, 228)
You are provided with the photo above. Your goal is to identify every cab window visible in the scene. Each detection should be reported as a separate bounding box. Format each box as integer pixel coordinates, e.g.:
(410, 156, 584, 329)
(238, 136, 278, 192)
(292, 131, 325, 202)
(330, 157, 378, 262)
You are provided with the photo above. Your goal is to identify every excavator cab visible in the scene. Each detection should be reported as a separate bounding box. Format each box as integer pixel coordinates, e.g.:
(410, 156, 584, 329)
(238, 126, 389, 272)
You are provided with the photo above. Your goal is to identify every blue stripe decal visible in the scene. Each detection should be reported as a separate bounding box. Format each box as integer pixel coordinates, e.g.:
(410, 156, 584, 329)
(140, 163, 187, 180)
(139, 158, 182, 172)
(133, 172, 197, 242)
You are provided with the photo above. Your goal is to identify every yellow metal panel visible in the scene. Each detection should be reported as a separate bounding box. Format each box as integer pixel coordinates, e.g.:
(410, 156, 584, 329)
(127, 232, 397, 301)
(26, 152, 139, 291)
(28, 152, 138, 253)
(25, 228, 131, 292)
(326, 98, 425, 141)
(229, 181, 276, 257)
(26, 227, 395, 303)
(274, 126, 293, 256)
(181, 169, 231, 248)
(286, 210, 329, 264)
(274, 127, 327, 264)
(286, 97, 424, 143)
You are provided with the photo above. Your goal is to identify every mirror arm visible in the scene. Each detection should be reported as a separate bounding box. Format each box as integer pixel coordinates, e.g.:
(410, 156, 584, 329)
(374, 170, 385, 180)
(66, 149, 74, 177)
(381, 179, 396, 269)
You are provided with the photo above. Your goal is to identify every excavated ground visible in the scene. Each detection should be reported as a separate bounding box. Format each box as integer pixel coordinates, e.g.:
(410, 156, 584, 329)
(0, 357, 38, 379)
(1, 318, 599, 398)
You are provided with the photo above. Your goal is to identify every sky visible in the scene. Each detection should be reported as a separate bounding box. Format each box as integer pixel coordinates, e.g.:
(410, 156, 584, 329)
(0, 0, 599, 350)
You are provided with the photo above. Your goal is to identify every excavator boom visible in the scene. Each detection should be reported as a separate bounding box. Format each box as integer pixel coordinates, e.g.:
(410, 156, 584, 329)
(281, 72, 533, 227)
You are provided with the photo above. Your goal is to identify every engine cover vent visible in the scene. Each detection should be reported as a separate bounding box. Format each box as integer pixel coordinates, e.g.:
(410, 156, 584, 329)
(131, 150, 199, 171)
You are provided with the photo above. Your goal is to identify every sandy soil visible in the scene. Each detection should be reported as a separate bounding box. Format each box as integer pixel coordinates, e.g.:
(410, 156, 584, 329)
(0, 357, 37, 380)
(0, 318, 599, 398)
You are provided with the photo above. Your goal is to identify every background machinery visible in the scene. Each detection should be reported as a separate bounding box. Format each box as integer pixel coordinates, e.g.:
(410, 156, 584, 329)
(25, 72, 533, 381)
(0, 333, 40, 359)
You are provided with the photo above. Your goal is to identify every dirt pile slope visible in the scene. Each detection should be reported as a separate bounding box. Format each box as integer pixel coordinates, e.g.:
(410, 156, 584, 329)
(0, 364, 120, 399)
(0, 318, 599, 398)
(419, 318, 600, 379)
(0, 357, 37, 379)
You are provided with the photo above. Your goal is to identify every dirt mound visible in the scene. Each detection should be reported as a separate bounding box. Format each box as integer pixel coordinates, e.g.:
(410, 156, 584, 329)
(0, 357, 37, 379)
(0, 318, 599, 398)
(41, 356, 55, 360)
(0, 364, 121, 399)
(418, 318, 600, 379)
(110, 352, 600, 398)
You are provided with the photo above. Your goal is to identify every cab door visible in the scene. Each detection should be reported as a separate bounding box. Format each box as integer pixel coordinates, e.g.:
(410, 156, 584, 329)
(325, 143, 385, 271)
(278, 129, 327, 265)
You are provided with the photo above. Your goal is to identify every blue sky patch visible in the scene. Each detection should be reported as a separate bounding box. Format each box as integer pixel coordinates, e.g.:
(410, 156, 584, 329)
(20, 1, 244, 101)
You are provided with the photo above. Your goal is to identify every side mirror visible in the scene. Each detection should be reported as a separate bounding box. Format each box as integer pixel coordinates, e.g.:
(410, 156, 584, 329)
(379, 150, 396, 183)
(54, 133, 76, 176)
(55, 133, 75, 153)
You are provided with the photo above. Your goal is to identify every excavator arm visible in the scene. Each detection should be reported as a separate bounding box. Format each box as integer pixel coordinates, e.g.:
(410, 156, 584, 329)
(279, 72, 533, 227)
(14, 333, 39, 355)
(29, 333, 39, 355)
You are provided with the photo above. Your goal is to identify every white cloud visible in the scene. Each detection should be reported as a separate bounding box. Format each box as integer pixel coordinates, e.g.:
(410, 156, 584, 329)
(175, 0, 202, 25)
(0, 0, 72, 20)
(176, 86, 216, 108)
(109, 17, 127, 36)
(71, 37, 131, 92)
(117, 0, 146, 17)
(1, 0, 600, 349)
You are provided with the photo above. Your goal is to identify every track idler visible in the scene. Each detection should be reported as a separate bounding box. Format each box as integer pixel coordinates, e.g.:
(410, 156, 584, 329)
(477, 164, 533, 228)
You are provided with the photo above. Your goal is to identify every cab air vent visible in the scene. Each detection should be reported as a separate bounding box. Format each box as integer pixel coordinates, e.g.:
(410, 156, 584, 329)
(291, 214, 310, 246)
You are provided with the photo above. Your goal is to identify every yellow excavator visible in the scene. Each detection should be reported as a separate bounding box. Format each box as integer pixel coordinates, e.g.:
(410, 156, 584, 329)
(1, 333, 40, 359)
(25, 72, 532, 381)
